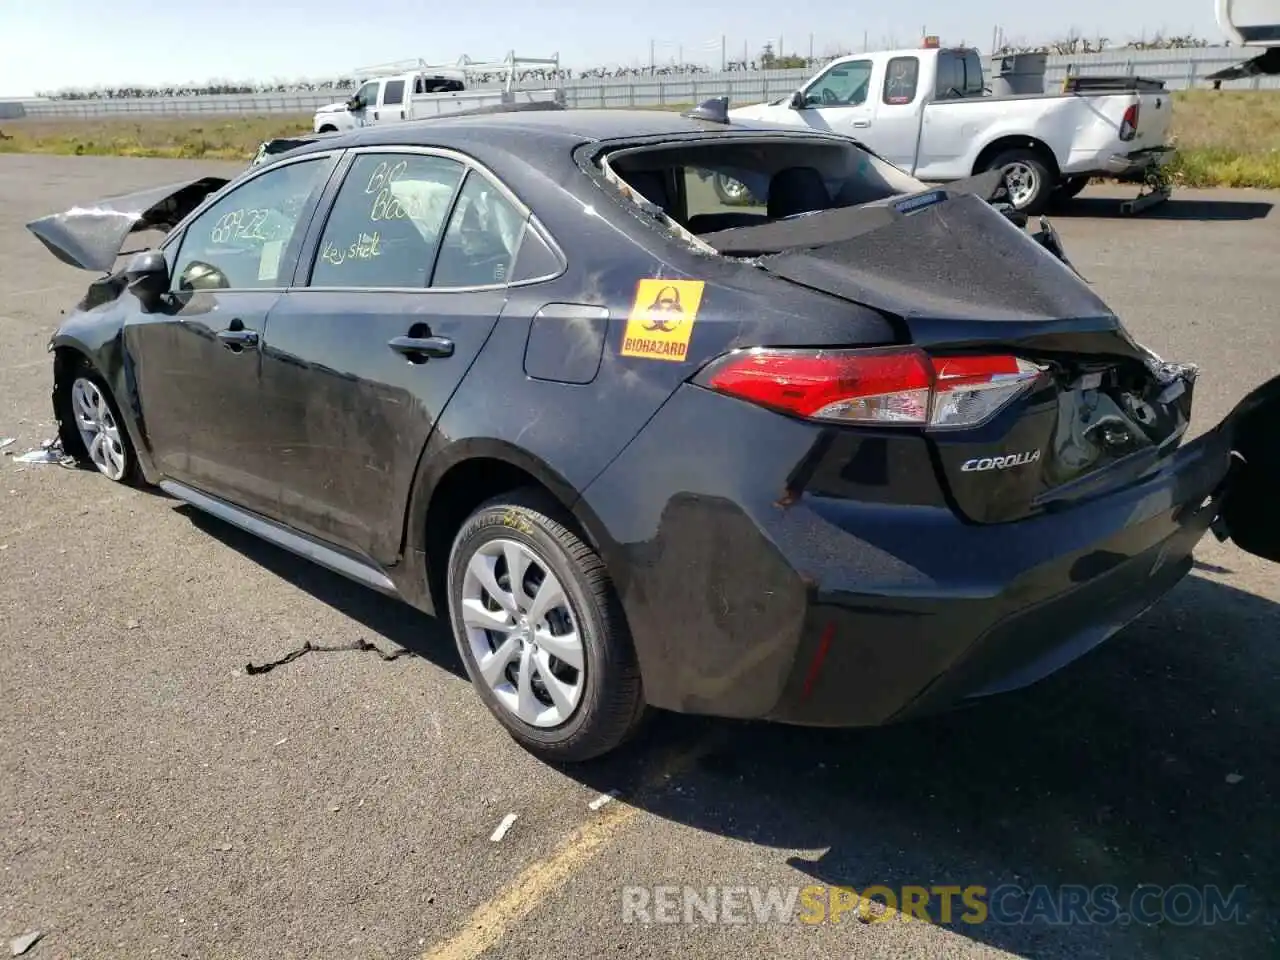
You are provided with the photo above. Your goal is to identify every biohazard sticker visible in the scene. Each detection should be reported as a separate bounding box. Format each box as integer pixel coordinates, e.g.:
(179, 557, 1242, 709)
(619, 278, 705, 362)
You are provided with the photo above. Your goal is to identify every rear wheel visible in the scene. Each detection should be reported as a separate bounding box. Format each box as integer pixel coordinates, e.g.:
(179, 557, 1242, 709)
(713, 173, 753, 206)
(446, 489, 647, 762)
(986, 148, 1055, 216)
(1056, 175, 1091, 199)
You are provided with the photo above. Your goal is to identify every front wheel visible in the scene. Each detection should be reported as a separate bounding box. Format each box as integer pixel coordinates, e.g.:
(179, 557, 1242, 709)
(446, 489, 647, 763)
(57, 362, 140, 485)
(986, 148, 1055, 216)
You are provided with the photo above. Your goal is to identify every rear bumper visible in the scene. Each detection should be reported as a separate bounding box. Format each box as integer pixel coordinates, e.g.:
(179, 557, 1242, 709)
(583, 384, 1235, 728)
(1103, 146, 1175, 179)
(1063, 146, 1174, 179)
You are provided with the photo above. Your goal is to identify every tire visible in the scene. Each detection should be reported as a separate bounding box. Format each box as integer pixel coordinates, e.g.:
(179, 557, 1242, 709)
(1056, 175, 1091, 199)
(986, 148, 1055, 216)
(446, 488, 647, 763)
(712, 173, 753, 206)
(56, 359, 141, 486)
(1047, 175, 1091, 212)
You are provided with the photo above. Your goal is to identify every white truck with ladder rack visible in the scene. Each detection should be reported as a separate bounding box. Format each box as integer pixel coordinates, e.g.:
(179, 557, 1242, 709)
(1207, 0, 1280, 83)
(312, 51, 565, 133)
(727, 37, 1176, 215)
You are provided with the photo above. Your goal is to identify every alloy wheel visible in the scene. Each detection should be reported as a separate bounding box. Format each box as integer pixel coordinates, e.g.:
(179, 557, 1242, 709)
(70, 376, 128, 481)
(460, 537, 586, 728)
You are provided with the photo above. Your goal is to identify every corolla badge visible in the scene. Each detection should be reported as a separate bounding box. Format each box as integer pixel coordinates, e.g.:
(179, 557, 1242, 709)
(961, 450, 1042, 473)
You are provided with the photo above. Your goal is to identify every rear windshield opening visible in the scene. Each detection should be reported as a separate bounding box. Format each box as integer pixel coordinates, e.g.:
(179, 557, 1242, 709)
(602, 136, 927, 242)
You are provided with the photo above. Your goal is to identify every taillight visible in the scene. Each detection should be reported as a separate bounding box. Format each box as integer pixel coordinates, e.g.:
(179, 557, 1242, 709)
(1120, 104, 1139, 141)
(695, 346, 1044, 429)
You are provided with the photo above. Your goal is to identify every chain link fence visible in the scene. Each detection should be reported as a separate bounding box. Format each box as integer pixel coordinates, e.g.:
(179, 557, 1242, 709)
(4, 47, 1277, 120)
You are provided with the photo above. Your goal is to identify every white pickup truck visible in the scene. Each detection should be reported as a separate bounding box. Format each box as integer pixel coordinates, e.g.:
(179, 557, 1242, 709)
(728, 43, 1174, 214)
(313, 53, 565, 134)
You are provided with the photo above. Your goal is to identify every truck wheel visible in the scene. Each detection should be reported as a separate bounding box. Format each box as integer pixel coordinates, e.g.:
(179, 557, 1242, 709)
(713, 173, 753, 206)
(446, 488, 647, 763)
(987, 149, 1054, 216)
(1048, 175, 1091, 211)
(1057, 175, 1091, 199)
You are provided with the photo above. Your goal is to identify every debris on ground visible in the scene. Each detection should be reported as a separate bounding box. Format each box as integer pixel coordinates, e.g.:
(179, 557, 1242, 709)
(588, 790, 620, 811)
(490, 813, 518, 842)
(10, 931, 42, 956)
(13, 438, 74, 467)
(1226, 772, 1244, 785)
(0, 438, 15, 452)
(244, 638, 410, 675)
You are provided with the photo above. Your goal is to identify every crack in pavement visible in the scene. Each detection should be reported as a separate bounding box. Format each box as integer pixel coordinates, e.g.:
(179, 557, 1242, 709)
(244, 638, 412, 675)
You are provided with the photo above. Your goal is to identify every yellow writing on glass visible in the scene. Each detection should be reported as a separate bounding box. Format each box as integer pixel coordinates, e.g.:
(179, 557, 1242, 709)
(320, 231, 382, 266)
(365, 159, 408, 195)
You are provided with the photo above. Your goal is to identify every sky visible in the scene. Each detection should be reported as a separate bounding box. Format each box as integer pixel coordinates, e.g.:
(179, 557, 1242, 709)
(0, 0, 1227, 97)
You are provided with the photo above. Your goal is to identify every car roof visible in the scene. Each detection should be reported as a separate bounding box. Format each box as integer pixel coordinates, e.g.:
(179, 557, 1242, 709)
(285, 106, 813, 159)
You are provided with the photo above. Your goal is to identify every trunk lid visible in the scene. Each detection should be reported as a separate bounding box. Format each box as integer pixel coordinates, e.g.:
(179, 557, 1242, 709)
(727, 190, 1199, 524)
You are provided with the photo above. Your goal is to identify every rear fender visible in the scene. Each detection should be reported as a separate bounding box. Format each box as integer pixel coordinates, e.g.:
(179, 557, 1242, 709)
(399, 434, 614, 616)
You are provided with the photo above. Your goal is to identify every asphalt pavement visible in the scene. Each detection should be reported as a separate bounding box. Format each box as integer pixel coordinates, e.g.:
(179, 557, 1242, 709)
(1, 154, 1277, 960)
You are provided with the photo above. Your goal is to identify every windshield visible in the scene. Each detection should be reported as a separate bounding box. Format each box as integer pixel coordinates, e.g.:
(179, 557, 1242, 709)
(603, 134, 928, 243)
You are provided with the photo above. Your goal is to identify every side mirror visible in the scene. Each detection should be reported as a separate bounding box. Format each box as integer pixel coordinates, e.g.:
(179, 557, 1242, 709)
(123, 249, 170, 313)
(790, 90, 807, 109)
(177, 259, 230, 293)
(346, 96, 363, 112)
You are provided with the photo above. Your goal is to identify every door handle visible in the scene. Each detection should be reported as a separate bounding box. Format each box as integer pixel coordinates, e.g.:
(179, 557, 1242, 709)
(217, 327, 259, 350)
(388, 335, 454, 360)
(852, 119, 872, 128)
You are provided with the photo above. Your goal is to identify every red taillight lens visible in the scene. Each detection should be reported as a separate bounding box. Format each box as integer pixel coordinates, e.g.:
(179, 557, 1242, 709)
(1120, 104, 1139, 141)
(697, 347, 1044, 429)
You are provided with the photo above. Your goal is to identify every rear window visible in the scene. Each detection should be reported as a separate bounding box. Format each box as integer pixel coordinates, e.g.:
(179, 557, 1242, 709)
(605, 135, 929, 240)
(935, 50, 984, 99)
(383, 80, 405, 105)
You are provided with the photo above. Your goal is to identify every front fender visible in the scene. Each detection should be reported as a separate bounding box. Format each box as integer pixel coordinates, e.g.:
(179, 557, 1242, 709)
(49, 309, 160, 484)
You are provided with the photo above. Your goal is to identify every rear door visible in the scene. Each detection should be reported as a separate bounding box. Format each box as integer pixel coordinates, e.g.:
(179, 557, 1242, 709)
(128, 152, 337, 513)
(258, 147, 527, 563)
(374, 78, 408, 124)
(870, 54, 925, 171)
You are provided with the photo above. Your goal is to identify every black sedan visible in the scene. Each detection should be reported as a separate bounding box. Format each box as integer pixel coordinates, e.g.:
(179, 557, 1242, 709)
(26, 106, 1280, 763)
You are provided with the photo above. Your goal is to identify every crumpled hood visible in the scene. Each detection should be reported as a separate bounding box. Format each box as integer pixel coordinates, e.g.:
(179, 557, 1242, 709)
(25, 176, 229, 273)
(316, 101, 348, 114)
(751, 191, 1143, 358)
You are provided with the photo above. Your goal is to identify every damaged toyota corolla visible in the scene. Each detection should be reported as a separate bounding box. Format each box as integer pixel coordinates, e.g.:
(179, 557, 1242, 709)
(25, 106, 1280, 762)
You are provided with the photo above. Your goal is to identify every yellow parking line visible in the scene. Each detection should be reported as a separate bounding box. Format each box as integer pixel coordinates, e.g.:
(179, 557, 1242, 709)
(422, 737, 713, 960)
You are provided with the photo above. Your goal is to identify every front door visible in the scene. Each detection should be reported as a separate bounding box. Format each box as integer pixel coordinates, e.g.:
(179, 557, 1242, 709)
(350, 80, 379, 127)
(126, 153, 336, 513)
(259, 148, 529, 564)
(793, 58, 877, 137)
